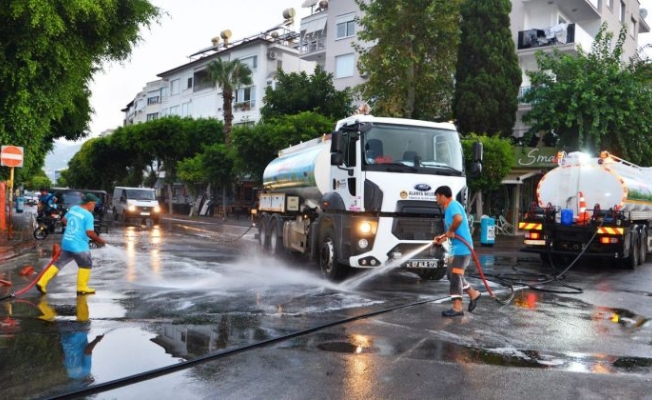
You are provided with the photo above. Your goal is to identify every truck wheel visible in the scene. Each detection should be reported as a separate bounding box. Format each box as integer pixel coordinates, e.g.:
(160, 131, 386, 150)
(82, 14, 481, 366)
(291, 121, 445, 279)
(319, 228, 349, 281)
(417, 268, 446, 281)
(258, 218, 269, 251)
(268, 218, 283, 255)
(639, 228, 647, 265)
(619, 231, 639, 269)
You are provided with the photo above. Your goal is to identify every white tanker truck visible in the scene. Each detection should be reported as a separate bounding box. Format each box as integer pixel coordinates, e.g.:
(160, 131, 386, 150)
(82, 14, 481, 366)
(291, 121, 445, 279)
(519, 151, 652, 268)
(255, 114, 482, 281)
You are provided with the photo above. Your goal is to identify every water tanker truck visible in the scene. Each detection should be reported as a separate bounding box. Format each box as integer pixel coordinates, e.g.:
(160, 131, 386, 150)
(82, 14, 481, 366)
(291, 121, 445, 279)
(519, 151, 652, 268)
(255, 114, 482, 281)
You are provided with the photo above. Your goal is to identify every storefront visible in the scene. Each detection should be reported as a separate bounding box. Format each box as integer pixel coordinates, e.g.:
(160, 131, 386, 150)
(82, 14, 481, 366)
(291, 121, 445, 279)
(498, 146, 558, 235)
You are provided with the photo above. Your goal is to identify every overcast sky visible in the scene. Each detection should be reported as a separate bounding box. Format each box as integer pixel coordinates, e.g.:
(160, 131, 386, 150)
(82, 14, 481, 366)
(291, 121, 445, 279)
(86, 0, 652, 141)
(87, 0, 311, 139)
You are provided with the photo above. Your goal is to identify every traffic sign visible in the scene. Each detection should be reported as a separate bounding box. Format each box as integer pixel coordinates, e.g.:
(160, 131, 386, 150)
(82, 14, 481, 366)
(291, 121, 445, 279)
(1, 145, 24, 167)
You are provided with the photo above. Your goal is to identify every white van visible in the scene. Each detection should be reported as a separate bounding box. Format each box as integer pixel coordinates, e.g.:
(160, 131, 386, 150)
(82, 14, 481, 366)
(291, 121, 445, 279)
(112, 187, 161, 224)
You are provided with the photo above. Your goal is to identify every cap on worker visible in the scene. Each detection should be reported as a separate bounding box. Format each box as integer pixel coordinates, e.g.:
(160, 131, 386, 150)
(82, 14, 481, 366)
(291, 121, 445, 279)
(81, 193, 100, 204)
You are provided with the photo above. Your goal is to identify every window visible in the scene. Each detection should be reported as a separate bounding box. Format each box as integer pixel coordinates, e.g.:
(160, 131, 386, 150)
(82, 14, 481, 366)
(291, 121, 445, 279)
(620, 1, 626, 23)
(235, 87, 255, 110)
(336, 13, 356, 39)
(335, 53, 355, 78)
(169, 105, 179, 115)
(630, 17, 637, 37)
(606, 0, 613, 10)
(147, 96, 160, 105)
(193, 69, 213, 92)
(187, 77, 193, 89)
(160, 86, 168, 99)
(239, 55, 257, 70)
(181, 102, 191, 116)
(170, 79, 180, 95)
(146, 113, 159, 121)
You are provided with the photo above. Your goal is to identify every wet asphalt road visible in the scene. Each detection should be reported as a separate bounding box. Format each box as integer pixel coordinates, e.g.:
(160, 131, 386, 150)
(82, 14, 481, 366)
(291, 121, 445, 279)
(1, 215, 651, 399)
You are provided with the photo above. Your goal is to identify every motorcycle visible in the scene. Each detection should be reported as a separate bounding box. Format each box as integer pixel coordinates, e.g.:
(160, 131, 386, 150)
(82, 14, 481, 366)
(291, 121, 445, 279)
(33, 211, 63, 240)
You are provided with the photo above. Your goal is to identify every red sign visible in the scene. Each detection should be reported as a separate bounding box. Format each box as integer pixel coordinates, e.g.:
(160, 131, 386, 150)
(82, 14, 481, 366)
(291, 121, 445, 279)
(1, 145, 24, 167)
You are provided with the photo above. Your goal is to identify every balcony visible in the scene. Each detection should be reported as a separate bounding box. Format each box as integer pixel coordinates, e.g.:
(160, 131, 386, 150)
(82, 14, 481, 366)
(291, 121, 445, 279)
(517, 23, 594, 55)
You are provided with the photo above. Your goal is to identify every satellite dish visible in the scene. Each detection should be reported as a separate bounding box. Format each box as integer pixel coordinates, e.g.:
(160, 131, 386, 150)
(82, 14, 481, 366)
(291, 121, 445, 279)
(211, 36, 220, 46)
(641, 8, 648, 19)
(271, 31, 280, 38)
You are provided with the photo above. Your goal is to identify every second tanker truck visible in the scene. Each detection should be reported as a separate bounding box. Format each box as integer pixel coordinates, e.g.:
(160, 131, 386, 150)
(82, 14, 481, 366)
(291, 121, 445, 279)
(255, 114, 482, 281)
(519, 151, 652, 268)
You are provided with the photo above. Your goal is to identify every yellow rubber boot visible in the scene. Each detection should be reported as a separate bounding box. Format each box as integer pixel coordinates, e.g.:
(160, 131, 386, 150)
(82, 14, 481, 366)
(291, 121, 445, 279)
(76, 295, 90, 322)
(36, 266, 59, 295)
(76, 268, 96, 295)
(37, 297, 57, 322)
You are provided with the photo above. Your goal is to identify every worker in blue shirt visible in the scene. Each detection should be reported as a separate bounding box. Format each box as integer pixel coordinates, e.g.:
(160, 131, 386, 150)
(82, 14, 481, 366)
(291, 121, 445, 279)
(36, 193, 106, 295)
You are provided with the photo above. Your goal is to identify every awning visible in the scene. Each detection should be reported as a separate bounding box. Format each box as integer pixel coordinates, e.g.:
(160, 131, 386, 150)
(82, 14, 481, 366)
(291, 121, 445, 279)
(501, 170, 540, 185)
(302, 17, 327, 35)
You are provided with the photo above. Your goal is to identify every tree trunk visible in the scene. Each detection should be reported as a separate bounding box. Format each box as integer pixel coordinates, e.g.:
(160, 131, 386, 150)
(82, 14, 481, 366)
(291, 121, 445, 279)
(222, 186, 227, 220)
(166, 183, 173, 215)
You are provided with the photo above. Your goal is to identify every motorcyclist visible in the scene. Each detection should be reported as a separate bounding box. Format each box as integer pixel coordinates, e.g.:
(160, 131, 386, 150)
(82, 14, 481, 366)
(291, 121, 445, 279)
(38, 187, 57, 218)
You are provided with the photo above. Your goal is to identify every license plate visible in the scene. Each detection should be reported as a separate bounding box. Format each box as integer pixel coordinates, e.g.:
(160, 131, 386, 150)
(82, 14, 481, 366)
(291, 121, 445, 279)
(140, 212, 150, 216)
(405, 260, 439, 269)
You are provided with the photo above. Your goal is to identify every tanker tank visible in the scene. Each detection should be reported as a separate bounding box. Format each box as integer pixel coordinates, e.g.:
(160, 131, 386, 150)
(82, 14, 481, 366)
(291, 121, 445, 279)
(262, 136, 331, 207)
(537, 152, 652, 213)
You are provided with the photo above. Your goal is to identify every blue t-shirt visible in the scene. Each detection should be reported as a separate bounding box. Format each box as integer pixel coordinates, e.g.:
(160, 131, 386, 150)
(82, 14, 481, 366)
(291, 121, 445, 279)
(62, 205, 94, 252)
(61, 331, 92, 380)
(444, 200, 473, 256)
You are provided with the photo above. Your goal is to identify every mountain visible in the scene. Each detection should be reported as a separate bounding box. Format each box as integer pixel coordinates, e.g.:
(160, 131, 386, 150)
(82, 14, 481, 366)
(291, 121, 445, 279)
(44, 140, 83, 180)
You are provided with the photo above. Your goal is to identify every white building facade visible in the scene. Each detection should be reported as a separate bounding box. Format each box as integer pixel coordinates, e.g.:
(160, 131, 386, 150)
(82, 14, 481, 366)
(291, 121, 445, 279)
(122, 19, 315, 127)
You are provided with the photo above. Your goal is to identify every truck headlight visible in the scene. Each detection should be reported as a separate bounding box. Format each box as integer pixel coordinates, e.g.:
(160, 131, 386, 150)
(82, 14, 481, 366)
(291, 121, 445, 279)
(153, 205, 161, 213)
(358, 238, 369, 249)
(357, 220, 377, 236)
(128, 205, 136, 212)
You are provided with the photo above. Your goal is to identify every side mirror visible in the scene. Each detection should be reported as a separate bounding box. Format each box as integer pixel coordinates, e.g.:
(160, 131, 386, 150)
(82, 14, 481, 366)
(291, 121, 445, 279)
(120, 196, 126, 202)
(331, 153, 343, 166)
(469, 141, 483, 176)
(330, 131, 343, 153)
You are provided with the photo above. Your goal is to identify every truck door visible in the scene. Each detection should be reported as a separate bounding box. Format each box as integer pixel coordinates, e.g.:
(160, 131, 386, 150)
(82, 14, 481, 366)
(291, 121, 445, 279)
(331, 130, 363, 211)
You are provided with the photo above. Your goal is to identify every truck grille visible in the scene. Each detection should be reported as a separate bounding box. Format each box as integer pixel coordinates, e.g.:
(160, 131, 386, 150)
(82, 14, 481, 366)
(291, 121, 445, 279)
(392, 217, 444, 240)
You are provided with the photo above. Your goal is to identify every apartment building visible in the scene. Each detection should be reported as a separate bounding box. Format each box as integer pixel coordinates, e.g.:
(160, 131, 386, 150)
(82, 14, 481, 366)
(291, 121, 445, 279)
(122, 11, 315, 127)
(299, 0, 365, 92)
(512, 0, 650, 137)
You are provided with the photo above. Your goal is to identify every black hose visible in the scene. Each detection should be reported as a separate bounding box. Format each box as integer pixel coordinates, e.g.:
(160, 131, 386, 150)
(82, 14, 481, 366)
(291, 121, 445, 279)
(490, 220, 604, 295)
(46, 296, 448, 399)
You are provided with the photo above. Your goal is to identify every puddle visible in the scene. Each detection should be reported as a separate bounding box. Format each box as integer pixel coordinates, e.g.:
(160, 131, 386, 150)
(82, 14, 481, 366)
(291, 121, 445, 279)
(313, 334, 652, 375)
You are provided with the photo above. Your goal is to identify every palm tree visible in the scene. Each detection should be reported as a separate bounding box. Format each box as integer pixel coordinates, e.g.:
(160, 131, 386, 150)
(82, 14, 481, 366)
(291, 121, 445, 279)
(207, 58, 253, 145)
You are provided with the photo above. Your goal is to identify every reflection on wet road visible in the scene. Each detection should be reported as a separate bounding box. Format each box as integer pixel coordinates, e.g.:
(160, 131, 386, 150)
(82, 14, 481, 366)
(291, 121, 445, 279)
(1, 221, 651, 398)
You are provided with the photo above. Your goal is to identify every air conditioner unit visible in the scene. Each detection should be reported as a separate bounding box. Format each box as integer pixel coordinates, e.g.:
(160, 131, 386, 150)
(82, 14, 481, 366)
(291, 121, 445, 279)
(267, 51, 278, 60)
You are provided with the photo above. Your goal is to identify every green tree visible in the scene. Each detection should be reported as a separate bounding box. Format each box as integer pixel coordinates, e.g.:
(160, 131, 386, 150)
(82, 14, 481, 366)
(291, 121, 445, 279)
(462, 134, 514, 217)
(0, 0, 159, 179)
(453, 0, 521, 136)
(354, 0, 462, 120)
(261, 66, 353, 121)
(207, 59, 253, 144)
(231, 112, 334, 182)
(523, 24, 652, 164)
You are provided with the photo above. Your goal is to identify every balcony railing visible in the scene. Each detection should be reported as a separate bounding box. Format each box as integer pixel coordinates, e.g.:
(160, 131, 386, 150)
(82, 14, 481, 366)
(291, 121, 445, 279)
(300, 36, 326, 55)
(517, 23, 577, 50)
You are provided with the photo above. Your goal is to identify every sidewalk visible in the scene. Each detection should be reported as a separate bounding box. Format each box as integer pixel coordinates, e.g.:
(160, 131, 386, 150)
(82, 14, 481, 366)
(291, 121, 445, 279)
(0, 210, 37, 262)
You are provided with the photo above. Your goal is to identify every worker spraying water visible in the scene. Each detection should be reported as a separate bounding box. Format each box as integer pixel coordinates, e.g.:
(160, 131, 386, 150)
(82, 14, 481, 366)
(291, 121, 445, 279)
(36, 193, 107, 296)
(433, 186, 482, 317)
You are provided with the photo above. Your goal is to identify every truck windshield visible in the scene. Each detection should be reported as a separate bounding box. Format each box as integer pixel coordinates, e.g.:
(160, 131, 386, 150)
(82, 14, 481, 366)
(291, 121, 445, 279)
(362, 124, 464, 173)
